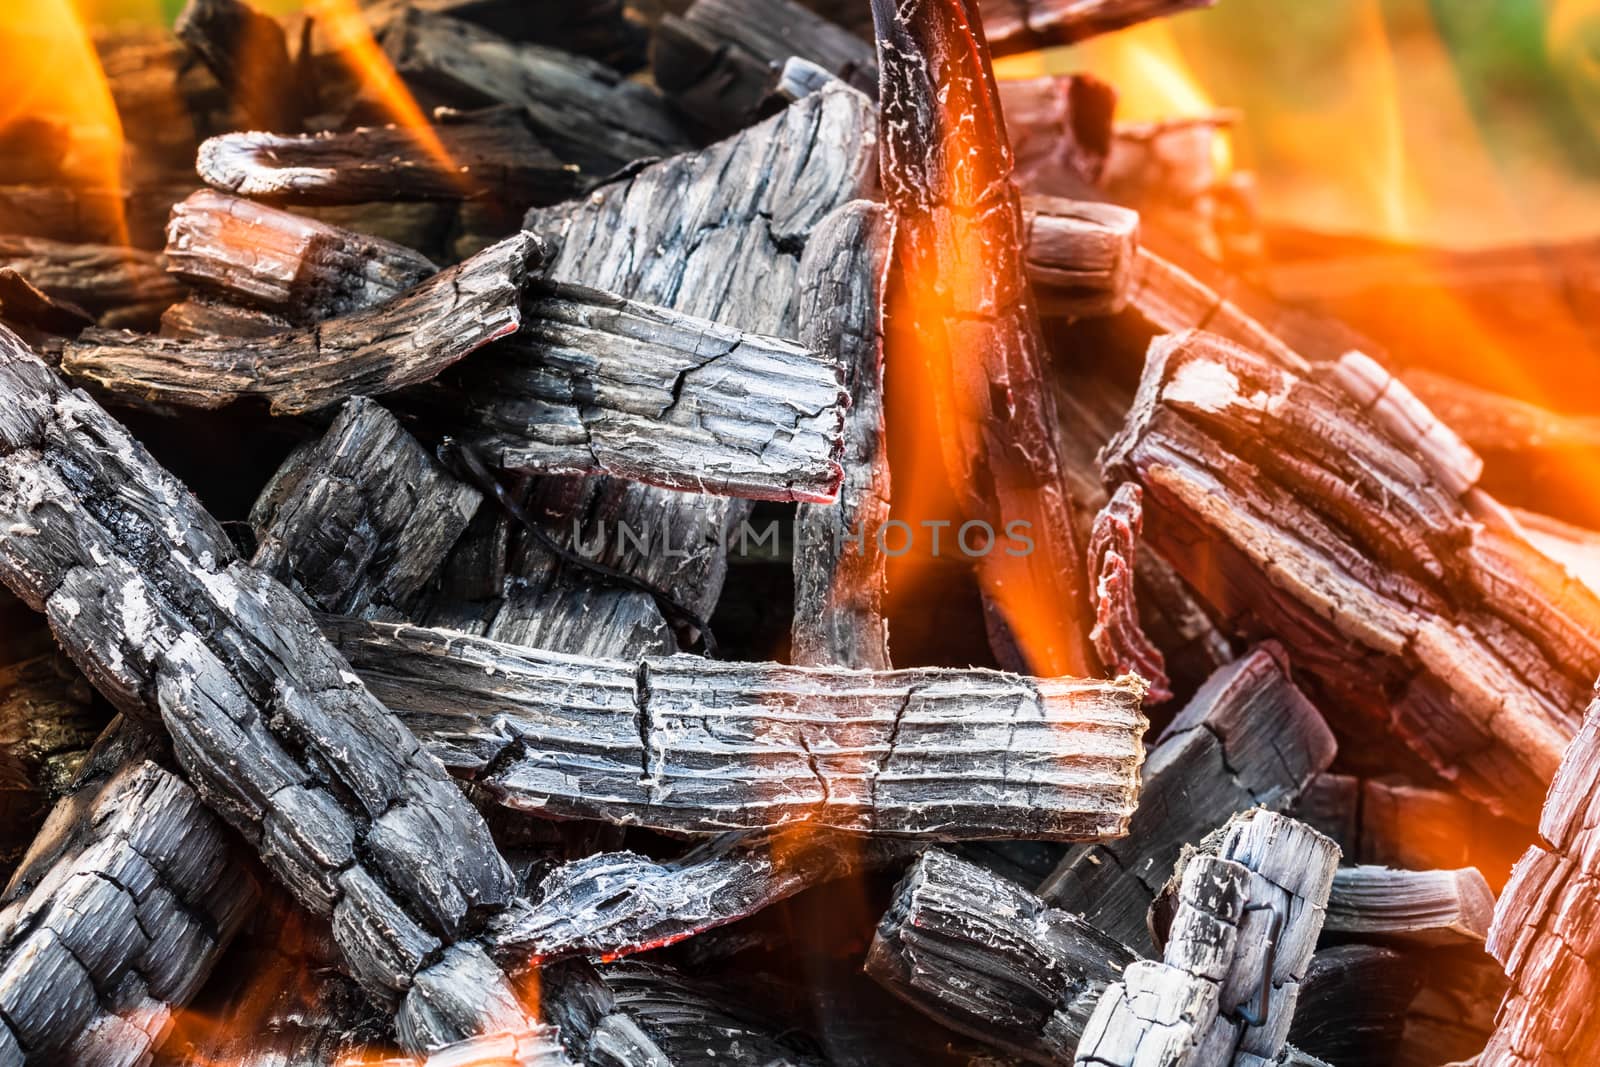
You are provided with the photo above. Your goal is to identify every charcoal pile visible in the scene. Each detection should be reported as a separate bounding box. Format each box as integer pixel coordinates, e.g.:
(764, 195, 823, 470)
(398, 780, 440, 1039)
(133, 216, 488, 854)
(0, 0, 1593, 1063)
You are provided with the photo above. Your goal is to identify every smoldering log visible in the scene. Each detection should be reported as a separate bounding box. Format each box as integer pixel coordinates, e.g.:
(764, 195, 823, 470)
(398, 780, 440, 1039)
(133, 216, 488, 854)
(381, 9, 690, 174)
(982, 0, 1215, 56)
(249, 397, 482, 619)
(175, 0, 307, 132)
(1024, 197, 1141, 318)
(62, 230, 545, 416)
(324, 615, 1148, 838)
(164, 190, 438, 325)
(1001, 76, 1117, 195)
(791, 200, 892, 670)
(866, 848, 1140, 1063)
(196, 111, 583, 206)
(0, 653, 103, 875)
(0, 236, 182, 331)
(1040, 646, 1335, 954)
(1288, 945, 1419, 1067)
(0, 719, 257, 1066)
(1321, 866, 1495, 948)
(1102, 329, 1600, 820)
(1087, 483, 1171, 704)
(0, 337, 528, 1053)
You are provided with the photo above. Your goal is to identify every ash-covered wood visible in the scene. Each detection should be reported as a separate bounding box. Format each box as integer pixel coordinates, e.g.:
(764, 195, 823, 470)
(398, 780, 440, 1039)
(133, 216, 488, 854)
(164, 191, 438, 324)
(63, 230, 545, 415)
(791, 200, 892, 670)
(0, 654, 102, 875)
(0, 236, 182, 330)
(1102, 329, 1600, 821)
(1024, 197, 1141, 318)
(1000, 76, 1116, 194)
(1321, 866, 1495, 947)
(0, 719, 257, 1066)
(326, 615, 1147, 838)
(175, 0, 307, 131)
(1088, 482, 1171, 705)
(0, 336, 527, 1053)
(1041, 646, 1335, 953)
(381, 9, 690, 174)
(249, 397, 481, 619)
(196, 110, 583, 205)
(872, 0, 1093, 674)
(983, 0, 1216, 56)
(1288, 945, 1419, 1067)
(866, 848, 1140, 1062)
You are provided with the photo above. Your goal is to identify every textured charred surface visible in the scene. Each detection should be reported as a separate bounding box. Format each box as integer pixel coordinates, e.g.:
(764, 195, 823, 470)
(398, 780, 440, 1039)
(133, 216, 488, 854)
(164, 191, 438, 324)
(1041, 647, 1335, 954)
(866, 848, 1140, 1063)
(1087, 483, 1171, 704)
(327, 616, 1147, 838)
(1102, 330, 1600, 821)
(249, 398, 481, 619)
(0, 654, 103, 876)
(63, 231, 545, 415)
(1322, 866, 1495, 947)
(1024, 198, 1141, 318)
(1289, 945, 1419, 1067)
(1001, 76, 1116, 194)
(0, 236, 181, 330)
(983, 0, 1215, 56)
(175, 0, 307, 131)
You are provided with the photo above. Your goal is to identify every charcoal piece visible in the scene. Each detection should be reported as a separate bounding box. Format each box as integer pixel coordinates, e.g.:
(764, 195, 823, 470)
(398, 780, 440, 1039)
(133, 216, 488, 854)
(0, 269, 93, 343)
(1041, 647, 1335, 953)
(982, 0, 1216, 57)
(1001, 75, 1117, 194)
(175, 0, 307, 131)
(1101, 329, 1600, 820)
(1024, 197, 1141, 318)
(1087, 483, 1171, 705)
(1288, 945, 1419, 1067)
(0, 236, 182, 330)
(388, 0, 647, 68)
(62, 230, 545, 416)
(1127, 249, 1304, 369)
(249, 397, 481, 618)
(0, 653, 103, 875)
(159, 298, 292, 340)
(164, 190, 438, 324)
(382, 10, 690, 174)
(326, 615, 1146, 838)
(1354, 776, 1525, 878)
(1321, 866, 1495, 947)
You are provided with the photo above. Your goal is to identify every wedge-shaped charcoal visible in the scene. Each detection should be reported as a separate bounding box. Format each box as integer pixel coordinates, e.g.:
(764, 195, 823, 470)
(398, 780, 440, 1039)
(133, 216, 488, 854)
(382, 10, 689, 174)
(1103, 330, 1600, 820)
(62, 230, 545, 415)
(983, 0, 1216, 57)
(325, 616, 1147, 838)
(1002, 76, 1117, 195)
(250, 398, 481, 619)
(1322, 866, 1495, 947)
(1041, 647, 1335, 953)
(0, 719, 257, 1066)
(1024, 198, 1140, 318)
(1288, 945, 1419, 1067)
(0, 335, 525, 1053)
(175, 0, 307, 131)
(165, 190, 438, 324)
(0, 235, 182, 330)
(1087, 483, 1171, 705)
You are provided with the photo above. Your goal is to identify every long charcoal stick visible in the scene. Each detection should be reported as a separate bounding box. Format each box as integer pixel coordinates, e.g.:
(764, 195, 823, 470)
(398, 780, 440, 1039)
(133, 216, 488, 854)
(1040, 646, 1336, 954)
(982, 0, 1215, 56)
(0, 332, 528, 1054)
(1322, 866, 1495, 947)
(1103, 330, 1600, 820)
(324, 616, 1147, 838)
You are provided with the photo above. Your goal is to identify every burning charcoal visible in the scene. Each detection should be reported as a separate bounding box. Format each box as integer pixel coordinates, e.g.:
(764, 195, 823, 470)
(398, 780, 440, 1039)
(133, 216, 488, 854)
(791, 200, 891, 670)
(1086, 483, 1171, 705)
(1321, 866, 1495, 948)
(543, 957, 825, 1065)
(0, 653, 103, 876)
(866, 848, 1140, 1062)
(982, 0, 1216, 56)
(369, 1029, 574, 1067)
(0, 719, 257, 1066)
(195, 110, 583, 206)
(62, 230, 545, 415)
(0, 335, 529, 1053)
(381, 10, 689, 174)
(1287, 945, 1420, 1067)
(1000, 76, 1117, 195)
(1041, 646, 1336, 953)
(325, 615, 1147, 838)
(0, 236, 182, 330)
(1024, 197, 1141, 318)
(164, 190, 438, 324)
(249, 398, 482, 619)
(1079, 811, 1340, 1067)
(159, 297, 292, 340)
(1102, 329, 1600, 820)
(175, 0, 308, 132)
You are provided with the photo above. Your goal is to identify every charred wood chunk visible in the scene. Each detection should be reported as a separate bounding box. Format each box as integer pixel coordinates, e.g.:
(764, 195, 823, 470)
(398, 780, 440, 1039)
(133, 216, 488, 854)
(196, 110, 583, 207)
(791, 200, 892, 670)
(1023, 197, 1140, 319)
(1087, 482, 1171, 705)
(0, 719, 257, 1066)
(1102, 329, 1600, 821)
(867, 848, 1140, 1062)
(325, 615, 1147, 838)
(382, 10, 689, 175)
(0, 653, 103, 876)
(1041, 646, 1335, 954)
(62, 231, 546, 416)
(0, 336, 524, 1051)
(1126, 249, 1305, 370)
(0, 236, 182, 331)
(164, 190, 438, 324)
(175, 0, 307, 131)
(1322, 866, 1495, 948)
(1001, 75, 1117, 194)
(0, 268, 94, 347)
(158, 297, 292, 340)
(249, 397, 481, 619)
(982, 0, 1217, 58)
(1288, 945, 1420, 1067)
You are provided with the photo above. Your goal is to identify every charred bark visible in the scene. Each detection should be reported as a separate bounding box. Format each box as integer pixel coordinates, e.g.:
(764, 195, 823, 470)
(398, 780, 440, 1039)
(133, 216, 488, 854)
(1087, 482, 1171, 704)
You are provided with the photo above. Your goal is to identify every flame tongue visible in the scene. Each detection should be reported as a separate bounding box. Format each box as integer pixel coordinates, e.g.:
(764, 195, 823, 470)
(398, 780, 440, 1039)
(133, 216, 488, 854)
(872, 0, 1093, 676)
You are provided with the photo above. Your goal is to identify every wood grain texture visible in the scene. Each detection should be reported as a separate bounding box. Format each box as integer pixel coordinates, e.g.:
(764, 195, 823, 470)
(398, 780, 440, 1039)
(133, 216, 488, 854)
(1288, 945, 1419, 1067)
(1322, 865, 1495, 947)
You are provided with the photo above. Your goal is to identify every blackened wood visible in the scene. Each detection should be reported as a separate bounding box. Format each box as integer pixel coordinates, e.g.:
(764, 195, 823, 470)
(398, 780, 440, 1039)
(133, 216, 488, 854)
(867, 848, 1139, 1063)
(159, 297, 291, 340)
(165, 190, 438, 324)
(175, 0, 306, 131)
(1000, 76, 1116, 195)
(0, 654, 102, 875)
(1087, 483, 1170, 705)
(1287, 945, 1419, 1067)
(382, 10, 689, 174)
(0, 336, 526, 1052)
(1040, 647, 1335, 954)
(1399, 947, 1504, 1067)
(1024, 197, 1140, 318)
(0, 236, 182, 330)
(196, 111, 583, 206)
(62, 230, 545, 415)
(791, 200, 892, 670)
(872, 0, 1093, 675)
(326, 615, 1147, 838)
(982, 0, 1215, 56)
(1322, 866, 1495, 947)
(250, 397, 481, 618)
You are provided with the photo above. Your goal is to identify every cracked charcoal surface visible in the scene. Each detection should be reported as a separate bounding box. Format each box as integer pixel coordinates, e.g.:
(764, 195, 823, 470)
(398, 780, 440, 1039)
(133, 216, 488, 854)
(0, 651, 104, 877)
